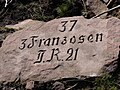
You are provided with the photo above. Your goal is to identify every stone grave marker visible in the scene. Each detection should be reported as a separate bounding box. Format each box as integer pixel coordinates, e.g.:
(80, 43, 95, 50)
(0, 16, 119, 83)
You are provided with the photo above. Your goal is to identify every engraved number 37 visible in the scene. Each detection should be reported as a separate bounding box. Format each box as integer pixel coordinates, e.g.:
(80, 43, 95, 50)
(59, 20, 78, 32)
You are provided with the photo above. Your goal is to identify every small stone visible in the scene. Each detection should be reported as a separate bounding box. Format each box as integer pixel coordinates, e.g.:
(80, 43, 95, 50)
(25, 81, 34, 90)
(52, 82, 65, 90)
(86, 0, 108, 18)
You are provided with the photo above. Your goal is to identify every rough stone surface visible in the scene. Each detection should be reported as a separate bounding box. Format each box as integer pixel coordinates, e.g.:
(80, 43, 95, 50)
(86, 0, 108, 17)
(0, 27, 16, 48)
(0, 16, 120, 83)
(52, 82, 65, 90)
(0, 19, 45, 48)
(101, 0, 110, 4)
(25, 81, 34, 90)
(5, 19, 45, 30)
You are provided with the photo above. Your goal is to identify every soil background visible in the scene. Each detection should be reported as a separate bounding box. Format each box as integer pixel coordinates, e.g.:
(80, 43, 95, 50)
(0, 0, 120, 26)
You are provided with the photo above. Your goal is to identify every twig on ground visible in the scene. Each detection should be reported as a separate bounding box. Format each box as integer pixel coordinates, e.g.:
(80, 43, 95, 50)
(66, 83, 78, 90)
(92, 5, 120, 19)
(5, 0, 13, 7)
(81, 0, 88, 17)
(107, 0, 114, 6)
(0, 8, 9, 19)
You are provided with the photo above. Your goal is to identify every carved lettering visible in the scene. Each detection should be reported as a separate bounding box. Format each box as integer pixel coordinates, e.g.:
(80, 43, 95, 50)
(52, 37, 60, 46)
(69, 20, 78, 31)
(78, 35, 85, 43)
(74, 48, 79, 60)
(88, 34, 94, 42)
(27, 36, 38, 48)
(47, 48, 61, 62)
(44, 38, 51, 46)
(66, 48, 79, 61)
(66, 48, 73, 61)
(38, 39, 43, 47)
(59, 20, 78, 32)
(70, 36, 76, 44)
(59, 21, 68, 32)
(61, 36, 67, 45)
(19, 29, 104, 64)
(34, 50, 46, 63)
(19, 39, 27, 50)
(96, 33, 103, 42)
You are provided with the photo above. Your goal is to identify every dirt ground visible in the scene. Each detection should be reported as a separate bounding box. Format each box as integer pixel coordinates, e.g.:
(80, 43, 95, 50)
(0, 0, 120, 27)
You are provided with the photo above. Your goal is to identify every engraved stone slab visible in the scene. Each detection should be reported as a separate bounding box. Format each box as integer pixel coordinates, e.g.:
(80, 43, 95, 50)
(0, 17, 119, 83)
